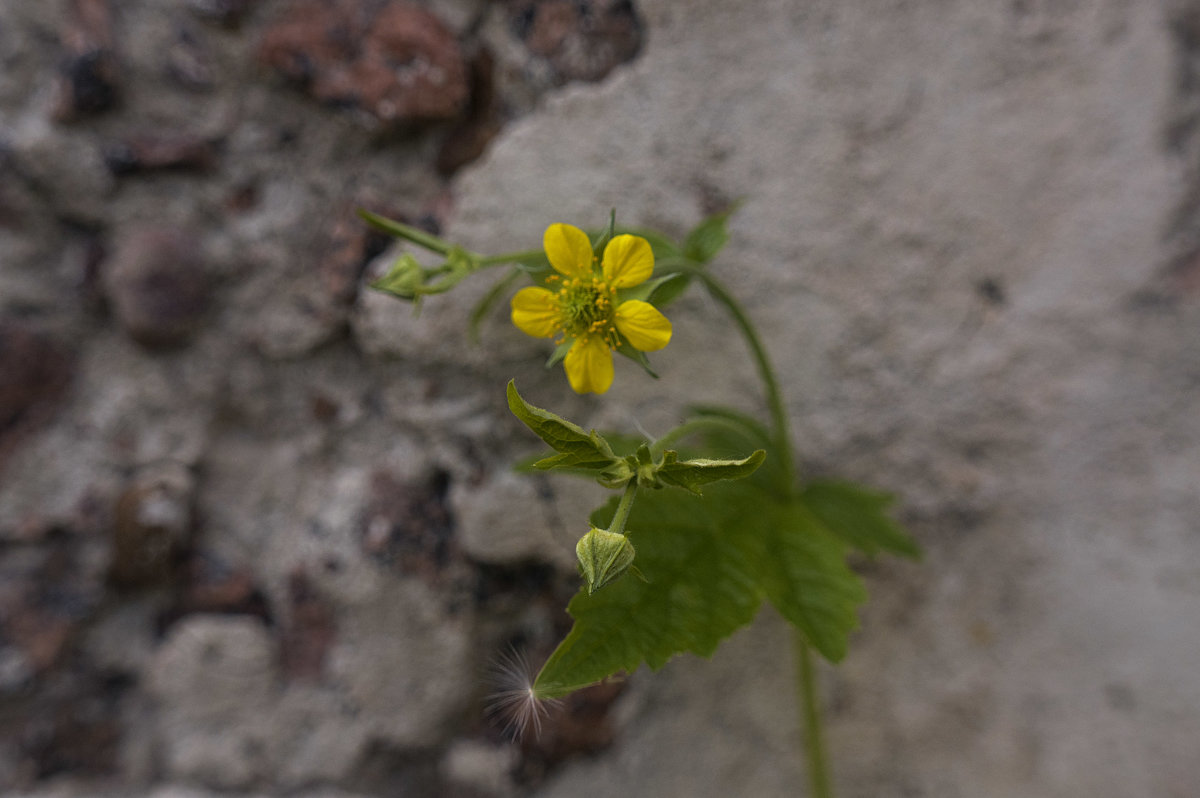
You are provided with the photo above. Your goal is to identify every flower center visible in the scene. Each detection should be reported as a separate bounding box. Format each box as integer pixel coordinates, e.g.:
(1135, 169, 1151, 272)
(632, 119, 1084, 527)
(553, 275, 619, 346)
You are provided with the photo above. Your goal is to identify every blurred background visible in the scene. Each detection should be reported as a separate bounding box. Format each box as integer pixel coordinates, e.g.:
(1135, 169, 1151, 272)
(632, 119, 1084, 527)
(2, 1, 1198, 796)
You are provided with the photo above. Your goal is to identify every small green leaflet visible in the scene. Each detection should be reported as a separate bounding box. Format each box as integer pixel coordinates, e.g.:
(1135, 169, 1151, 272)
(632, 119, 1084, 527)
(654, 449, 766, 495)
(506, 382, 616, 470)
(533, 479, 867, 698)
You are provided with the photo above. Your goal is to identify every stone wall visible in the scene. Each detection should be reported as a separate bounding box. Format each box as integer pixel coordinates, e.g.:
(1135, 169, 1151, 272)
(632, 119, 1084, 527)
(2, 1, 1198, 797)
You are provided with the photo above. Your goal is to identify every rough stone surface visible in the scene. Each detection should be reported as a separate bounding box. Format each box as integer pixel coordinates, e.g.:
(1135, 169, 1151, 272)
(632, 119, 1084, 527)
(258, 0, 470, 128)
(2, 0, 1199, 797)
(102, 227, 211, 348)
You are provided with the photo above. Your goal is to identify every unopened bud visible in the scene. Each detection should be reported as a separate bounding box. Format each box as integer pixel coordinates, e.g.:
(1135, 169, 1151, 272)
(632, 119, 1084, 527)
(370, 253, 425, 299)
(576, 526, 636, 594)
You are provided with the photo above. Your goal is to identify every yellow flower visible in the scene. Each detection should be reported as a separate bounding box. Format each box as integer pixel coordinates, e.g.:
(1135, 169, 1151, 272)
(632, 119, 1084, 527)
(511, 224, 672, 394)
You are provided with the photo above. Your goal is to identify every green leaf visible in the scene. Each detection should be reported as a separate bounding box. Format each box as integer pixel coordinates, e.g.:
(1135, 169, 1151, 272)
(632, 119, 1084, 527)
(511, 431, 649, 477)
(683, 204, 740, 263)
(680, 405, 787, 493)
(753, 500, 868, 661)
(800, 481, 921, 559)
(534, 482, 766, 697)
(533, 479, 866, 697)
(654, 449, 766, 495)
(506, 381, 618, 471)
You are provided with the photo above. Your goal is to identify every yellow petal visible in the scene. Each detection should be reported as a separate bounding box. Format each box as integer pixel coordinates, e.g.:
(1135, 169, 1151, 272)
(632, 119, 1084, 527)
(564, 336, 614, 394)
(511, 286, 560, 338)
(601, 234, 654, 288)
(614, 300, 672, 352)
(544, 224, 594, 278)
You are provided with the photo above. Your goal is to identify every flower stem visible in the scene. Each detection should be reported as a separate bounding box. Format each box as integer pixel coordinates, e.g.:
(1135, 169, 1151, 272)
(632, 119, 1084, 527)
(695, 272, 796, 493)
(696, 271, 833, 798)
(796, 633, 833, 798)
(608, 481, 638, 537)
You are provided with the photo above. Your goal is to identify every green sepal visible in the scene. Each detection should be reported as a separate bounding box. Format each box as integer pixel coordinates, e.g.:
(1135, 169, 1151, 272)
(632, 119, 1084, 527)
(614, 337, 659, 378)
(591, 209, 618, 257)
(506, 381, 619, 471)
(576, 527, 636, 595)
(616, 272, 685, 304)
(654, 449, 766, 495)
(544, 339, 572, 369)
(799, 481, 921, 559)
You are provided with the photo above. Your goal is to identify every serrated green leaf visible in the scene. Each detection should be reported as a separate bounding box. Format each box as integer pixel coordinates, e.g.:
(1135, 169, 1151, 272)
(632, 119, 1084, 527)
(533, 479, 867, 697)
(533, 482, 765, 697)
(753, 500, 867, 661)
(655, 449, 766, 495)
(506, 381, 618, 470)
(800, 481, 921, 559)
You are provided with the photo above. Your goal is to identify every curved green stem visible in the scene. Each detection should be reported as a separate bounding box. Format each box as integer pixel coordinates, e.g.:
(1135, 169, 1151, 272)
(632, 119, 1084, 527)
(797, 634, 833, 798)
(694, 272, 796, 493)
(695, 270, 833, 798)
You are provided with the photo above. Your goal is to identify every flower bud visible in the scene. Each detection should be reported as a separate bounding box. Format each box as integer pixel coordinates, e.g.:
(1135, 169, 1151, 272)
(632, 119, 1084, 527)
(370, 253, 425, 299)
(576, 526, 635, 594)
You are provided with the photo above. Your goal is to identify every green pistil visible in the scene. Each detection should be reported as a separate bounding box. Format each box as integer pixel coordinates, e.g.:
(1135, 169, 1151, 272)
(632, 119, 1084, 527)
(558, 279, 614, 339)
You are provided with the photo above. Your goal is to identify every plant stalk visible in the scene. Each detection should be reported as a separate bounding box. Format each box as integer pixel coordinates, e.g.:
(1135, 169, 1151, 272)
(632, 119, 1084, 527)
(796, 633, 833, 798)
(608, 481, 638, 537)
(695, 272, 795, 493)
(698, 271, 833, 798)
